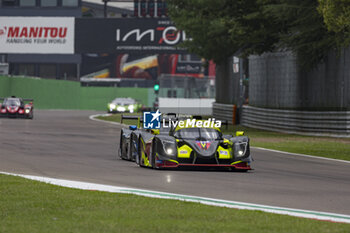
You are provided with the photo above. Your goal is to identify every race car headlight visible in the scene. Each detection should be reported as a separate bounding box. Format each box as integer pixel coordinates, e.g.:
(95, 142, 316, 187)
(234, 142, 247, 158)
(162, 140, 177, 156)
(109, 103, 116, 109)
(25, 109, 30, 114)
(117, 106, 126, 112)
(128, 105, 134, 113)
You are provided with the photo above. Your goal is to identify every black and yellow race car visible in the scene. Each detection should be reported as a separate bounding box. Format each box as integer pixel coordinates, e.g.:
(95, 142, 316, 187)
(118, 115, 252, 171)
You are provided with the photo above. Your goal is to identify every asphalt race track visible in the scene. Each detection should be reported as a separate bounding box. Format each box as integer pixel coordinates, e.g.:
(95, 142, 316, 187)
(1, 110, 350, 215)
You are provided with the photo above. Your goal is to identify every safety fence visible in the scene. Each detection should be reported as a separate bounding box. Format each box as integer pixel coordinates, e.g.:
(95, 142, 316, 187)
(212, 102, 237, 124)
(241, 105, 350, 137)
(212, 103, 350, 137)
(0, 76, 155, 110)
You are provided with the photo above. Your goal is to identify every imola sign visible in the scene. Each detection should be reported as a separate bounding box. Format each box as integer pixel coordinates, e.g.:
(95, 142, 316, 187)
(75, 18, 188, 53)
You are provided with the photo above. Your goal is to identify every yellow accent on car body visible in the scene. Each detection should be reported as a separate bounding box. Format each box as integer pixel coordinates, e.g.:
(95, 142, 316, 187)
(169, 159, 179, 164)
(231, 160, 244, 165)
(177, 144, 192, 158)
(140, 138, 150, 167)
(236, 131, 245, 136)
(223, 138, 230, 144)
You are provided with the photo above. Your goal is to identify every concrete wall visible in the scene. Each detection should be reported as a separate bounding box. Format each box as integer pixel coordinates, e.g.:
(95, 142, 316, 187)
(0, 76, 154, 110)
(249, 49, 350, 110)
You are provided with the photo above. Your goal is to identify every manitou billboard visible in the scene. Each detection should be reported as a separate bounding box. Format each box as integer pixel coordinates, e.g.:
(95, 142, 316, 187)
(0, 17, 74, 54)
(75, 18, 188, 53)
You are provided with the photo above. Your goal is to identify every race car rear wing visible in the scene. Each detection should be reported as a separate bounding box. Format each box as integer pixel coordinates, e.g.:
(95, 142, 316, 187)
(0, 97, 33, 102)
(0, 97, 33, 100)
(120, 115, 143, 128)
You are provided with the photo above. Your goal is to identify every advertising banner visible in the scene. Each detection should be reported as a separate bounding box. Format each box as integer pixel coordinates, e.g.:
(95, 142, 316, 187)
(0, 17, 74, 54)
(75, 18, 188, 54)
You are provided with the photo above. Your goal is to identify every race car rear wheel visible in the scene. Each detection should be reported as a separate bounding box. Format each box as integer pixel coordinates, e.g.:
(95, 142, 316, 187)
(151, 140, 158, 169)
(137, 138, 144, 167)
(118, 131, 125, 159)
(26, 110, 34, 119)
(127, 138, 133, 161)
(117, 147, 122, 159)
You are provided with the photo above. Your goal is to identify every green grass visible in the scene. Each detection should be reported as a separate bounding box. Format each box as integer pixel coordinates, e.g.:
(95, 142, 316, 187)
(0, 174, 349, 233)
(96, 114, 350, 161)
(226, 125, 350, 161)
(97, 113, 140, 126)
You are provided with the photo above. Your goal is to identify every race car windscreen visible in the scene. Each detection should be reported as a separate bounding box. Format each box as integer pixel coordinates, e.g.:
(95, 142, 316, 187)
(4, 99, 20, 106)
(174, 128, 222, 140)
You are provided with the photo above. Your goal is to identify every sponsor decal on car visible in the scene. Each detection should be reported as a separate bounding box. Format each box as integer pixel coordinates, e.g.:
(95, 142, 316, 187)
(219, 150, 228, 155)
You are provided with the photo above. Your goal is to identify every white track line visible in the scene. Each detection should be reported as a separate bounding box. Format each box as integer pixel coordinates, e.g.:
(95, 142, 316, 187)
(89, 113, 123, 126)
(252, 147, 350, 164)
(1, 171, 350, 224)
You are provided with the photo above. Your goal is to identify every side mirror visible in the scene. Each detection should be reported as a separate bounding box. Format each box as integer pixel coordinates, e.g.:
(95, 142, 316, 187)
(129, 125, 137, 131)
(236, 131, 244, 136)
(151, 129, 160, 135)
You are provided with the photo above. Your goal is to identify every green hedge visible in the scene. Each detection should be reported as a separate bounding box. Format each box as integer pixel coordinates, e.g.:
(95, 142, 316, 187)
(0, 76, 154, 110)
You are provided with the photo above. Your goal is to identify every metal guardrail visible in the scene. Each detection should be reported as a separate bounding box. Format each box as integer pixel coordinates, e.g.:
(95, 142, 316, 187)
(212, 102, 236, 124)
(241, 105, 350, 137)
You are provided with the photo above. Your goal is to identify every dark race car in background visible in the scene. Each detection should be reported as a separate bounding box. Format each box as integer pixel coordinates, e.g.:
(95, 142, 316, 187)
(0, 97, 34, 119)
(107, 97, 142, 114)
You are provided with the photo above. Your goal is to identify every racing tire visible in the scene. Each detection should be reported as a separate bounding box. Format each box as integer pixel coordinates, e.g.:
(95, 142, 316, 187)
(118, 131, 125, 160)
(151, 140, 158, 169)
(127, 138, 133, 161)
(134, 136, 140, 165)
(117, 147, 122, 159)
(137, 138, 144, 167)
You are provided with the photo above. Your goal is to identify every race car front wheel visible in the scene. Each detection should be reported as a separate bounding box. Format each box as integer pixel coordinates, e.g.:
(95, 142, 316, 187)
(26, 112, 34, 119)
(151, 140, 159, 169)
(117, 147, 122, 159)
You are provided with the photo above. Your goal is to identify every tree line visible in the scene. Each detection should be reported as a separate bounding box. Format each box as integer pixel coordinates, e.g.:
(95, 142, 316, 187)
(168, 0, 350, 70)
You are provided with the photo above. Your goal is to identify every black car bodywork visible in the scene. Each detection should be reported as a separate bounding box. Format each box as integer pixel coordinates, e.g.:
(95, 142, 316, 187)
(118, 114, 252, 171)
